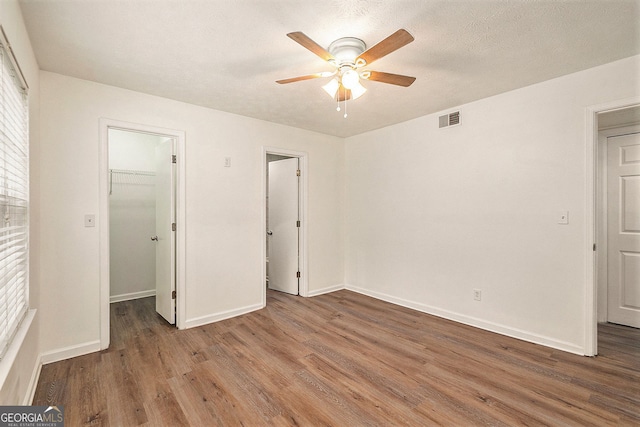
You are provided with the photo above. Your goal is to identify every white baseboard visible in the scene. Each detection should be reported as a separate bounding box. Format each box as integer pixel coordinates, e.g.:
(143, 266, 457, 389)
(110, 289, 156, 303)
(40, 340, 102, 365)
(29, 340, 102, 402)
(345, 284, 584, 356)
(24, 356, 42, 405)
(307, 283, 345, 297)
(184, 302, 264, 329)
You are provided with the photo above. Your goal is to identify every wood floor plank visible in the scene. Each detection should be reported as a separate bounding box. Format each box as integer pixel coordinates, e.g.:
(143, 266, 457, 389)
(33, 290, 640, 426)
(102, 350, 148, 426)
(178, 360, 256, 425)
(141, 381, 189, 427)
(299, 351, 429, 426)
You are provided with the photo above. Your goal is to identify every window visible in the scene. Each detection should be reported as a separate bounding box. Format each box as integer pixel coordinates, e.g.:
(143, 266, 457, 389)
(0, 28, 29, 359)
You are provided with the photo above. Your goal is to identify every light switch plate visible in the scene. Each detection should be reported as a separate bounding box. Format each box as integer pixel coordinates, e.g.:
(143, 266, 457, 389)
(224, 157, 231, 167)
(84, 214, 96, 227)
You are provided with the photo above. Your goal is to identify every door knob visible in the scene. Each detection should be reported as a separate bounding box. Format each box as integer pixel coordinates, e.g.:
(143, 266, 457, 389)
(151, 236, 158, 241)
(266, 230, 273, 236)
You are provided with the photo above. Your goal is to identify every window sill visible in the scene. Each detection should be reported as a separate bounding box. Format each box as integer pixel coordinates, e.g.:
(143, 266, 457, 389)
(0, 309, 37, 396)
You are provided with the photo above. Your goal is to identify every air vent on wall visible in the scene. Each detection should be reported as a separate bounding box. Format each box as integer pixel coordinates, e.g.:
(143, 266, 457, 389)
(439, 111, 460, 128)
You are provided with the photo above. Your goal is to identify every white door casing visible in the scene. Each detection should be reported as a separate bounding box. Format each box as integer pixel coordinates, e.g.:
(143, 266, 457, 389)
(154, 138, 176, 323)
(100, 119, 186, 350)
(268, 158, 299, 295)
(607, 131, 640, 328)
(585, 99, 640, 357)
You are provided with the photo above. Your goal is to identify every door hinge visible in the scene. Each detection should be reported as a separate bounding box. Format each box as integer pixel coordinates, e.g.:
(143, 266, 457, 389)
(172, 223, 176, 231)
(172, 290, 176, 299)
(296, 271, 301, 278)
(593, 243, 596, 251)
(296, 169, 301, 177)
(172, 155, 177, 164)
(296, 220, 301, 228)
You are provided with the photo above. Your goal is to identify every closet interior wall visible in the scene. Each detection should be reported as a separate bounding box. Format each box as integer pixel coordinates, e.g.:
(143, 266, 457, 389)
(108, 129, 165, 302)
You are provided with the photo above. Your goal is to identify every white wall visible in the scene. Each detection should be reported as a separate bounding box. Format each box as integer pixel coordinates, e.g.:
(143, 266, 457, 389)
(0, 0, 41, 404)
(108, 130, 162, 301)
(108, 129, 159, 170)
(344, 55, 640, 355)
(38, 71, 345, 357)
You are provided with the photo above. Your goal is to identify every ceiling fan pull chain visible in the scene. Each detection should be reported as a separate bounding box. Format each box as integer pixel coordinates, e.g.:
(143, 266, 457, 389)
(343, 89, 348, 118)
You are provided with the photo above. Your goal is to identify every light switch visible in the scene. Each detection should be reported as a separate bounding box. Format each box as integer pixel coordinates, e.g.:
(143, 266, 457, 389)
(558, 211, 569, 225)
(224, 157, 231, 167)
(84, 214, 96, 227)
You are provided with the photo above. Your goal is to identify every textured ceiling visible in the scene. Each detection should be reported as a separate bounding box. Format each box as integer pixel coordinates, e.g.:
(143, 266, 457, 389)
(18, 0, 640, 138)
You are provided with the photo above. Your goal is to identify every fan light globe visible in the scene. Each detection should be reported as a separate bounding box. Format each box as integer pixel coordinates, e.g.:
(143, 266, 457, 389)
(322, 78, 340, 98)
(350, 81, 367, 100)
(341, 69, 360, 90)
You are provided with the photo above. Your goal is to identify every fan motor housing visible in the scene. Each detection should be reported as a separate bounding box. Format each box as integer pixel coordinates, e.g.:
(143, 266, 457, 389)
(328, 37, 366, 66)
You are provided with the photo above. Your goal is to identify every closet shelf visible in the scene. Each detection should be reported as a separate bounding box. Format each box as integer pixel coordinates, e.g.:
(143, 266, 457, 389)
(109, 169, 156, 194)
(110, 169, 155, 176)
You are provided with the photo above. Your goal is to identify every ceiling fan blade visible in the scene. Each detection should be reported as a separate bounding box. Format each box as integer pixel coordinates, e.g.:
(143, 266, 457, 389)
(356, 29, 414, 66)
(363, 71, 416, 87)
(337, 87, 351, 102)
(287, 32, 335, 62)
(276, 72, 334, 84)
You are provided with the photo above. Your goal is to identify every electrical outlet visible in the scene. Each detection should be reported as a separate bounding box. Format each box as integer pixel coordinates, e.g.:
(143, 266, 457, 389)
(84, 214, 95, 227)
(558, 211, 569, 225)
(473, 289, 482, 301)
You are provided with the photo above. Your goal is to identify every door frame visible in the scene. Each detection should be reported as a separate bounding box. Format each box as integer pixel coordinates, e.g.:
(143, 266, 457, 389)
(99, 118, 187, 350)
(585, 96, 640, 356)
(262, 147, 308, 305)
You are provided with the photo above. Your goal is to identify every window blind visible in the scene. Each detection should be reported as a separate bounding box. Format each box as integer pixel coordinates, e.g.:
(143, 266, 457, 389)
(0, 29, 29, 360)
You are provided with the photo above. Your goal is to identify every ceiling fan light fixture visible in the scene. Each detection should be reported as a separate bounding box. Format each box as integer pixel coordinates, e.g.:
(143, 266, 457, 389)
(322, 78, 340, 98)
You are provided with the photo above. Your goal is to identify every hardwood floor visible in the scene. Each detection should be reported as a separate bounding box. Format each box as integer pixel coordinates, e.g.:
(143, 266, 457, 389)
(34, 290, 640, 426)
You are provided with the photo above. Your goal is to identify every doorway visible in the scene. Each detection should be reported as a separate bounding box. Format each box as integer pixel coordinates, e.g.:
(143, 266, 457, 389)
(586, 101, 640, 355)
(108, 129, 176, 323)
(99, 119, 186, 350)
(263, 148, 308, 304)
(267, 155, 300, 295)
(596, 116, 640, 329)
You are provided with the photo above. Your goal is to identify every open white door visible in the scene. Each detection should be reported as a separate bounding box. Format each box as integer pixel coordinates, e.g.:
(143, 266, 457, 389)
(607, 131, 640, 328)
(154, 138, 176, 323)
(268, 158, 299, 295)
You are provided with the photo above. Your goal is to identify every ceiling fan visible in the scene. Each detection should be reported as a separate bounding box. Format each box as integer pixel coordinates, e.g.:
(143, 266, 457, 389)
(276, 29, 416, 103)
